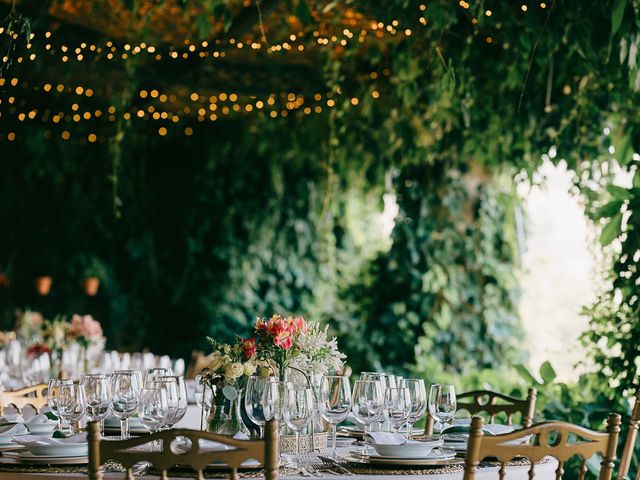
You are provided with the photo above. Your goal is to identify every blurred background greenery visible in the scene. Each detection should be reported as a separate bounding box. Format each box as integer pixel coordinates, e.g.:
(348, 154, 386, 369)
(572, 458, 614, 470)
(2, 3, 640, 470)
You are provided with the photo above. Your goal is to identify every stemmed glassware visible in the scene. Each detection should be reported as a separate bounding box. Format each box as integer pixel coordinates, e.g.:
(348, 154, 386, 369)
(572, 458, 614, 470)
(81, 374, 111, 435)
(144, 368, 173, 386)
(195, 374, 214, 430)
(47, 378, 72, 431)
(138, 387, 169, 438)
(403, 379, 427, 439)
(352, 379, 384, 451)
(320, 375, 352, 458)
(110, 370, 143, 439)
(245, 376, 279, 438)
(283, 385, 314, 471)
(147, 375, 187, 428)
(384, 387, 411, 434)
(428, 384, 457, 434)
(57, 381, 86, 434)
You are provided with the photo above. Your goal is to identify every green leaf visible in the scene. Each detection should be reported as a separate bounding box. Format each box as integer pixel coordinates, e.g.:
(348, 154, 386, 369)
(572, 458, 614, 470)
(295, 0, 312, 24)
(606, 185, 632, 200)
(539, 361, 557, 383)
(595, 200, 622, 219)
(514, 364, 540, 386)
(612, 0, 627, 37)
(601, 212, 623, 246)
(44, 411, 58, 421)
(633, 170, 640, 189)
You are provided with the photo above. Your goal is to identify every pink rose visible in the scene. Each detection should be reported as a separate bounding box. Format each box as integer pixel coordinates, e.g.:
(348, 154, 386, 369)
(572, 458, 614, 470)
(69, 314, 103, 341)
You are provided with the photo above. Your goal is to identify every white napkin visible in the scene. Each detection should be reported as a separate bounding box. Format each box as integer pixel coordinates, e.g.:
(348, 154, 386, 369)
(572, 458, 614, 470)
(0, 423, 28, 436)
(0, 414, 24, 424)
(364, 432, 424, 446)
(15, 432, 87, 446)
(25, 414, 56, 425)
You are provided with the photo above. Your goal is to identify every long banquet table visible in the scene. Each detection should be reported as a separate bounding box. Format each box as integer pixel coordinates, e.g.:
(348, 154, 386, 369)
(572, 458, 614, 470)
(0, 406, 558, 480)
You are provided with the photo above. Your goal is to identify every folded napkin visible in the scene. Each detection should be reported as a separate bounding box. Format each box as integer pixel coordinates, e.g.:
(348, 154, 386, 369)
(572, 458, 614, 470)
(0, 414, 24, 424)
(15, 432, 87, 446)
(443, 423, 514, 436)
(364, 432, 425, 446)
(0, 423, 28, 436)
(25, 414, 56, 425)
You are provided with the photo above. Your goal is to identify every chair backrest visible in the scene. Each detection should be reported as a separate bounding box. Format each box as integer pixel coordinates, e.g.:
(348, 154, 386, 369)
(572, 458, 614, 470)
(617, 390, 640, 480)
(425, 387, 537, 435)
(0, 384, 48, 416)
(88, 419, 279, 480)
(463, 414, 621, 480)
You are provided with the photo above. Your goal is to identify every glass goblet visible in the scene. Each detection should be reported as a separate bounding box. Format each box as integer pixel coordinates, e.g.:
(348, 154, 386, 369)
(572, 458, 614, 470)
(110, 369, 143, 439)
(57, 382, 86, 434)
(403, 379, 427, 438)
(47, 378, 72, 431)
(245, 376, 278, 438)
(81, 374, 111, 435)
(283, 385, 314, 471)
(384, 387, 411, 433)
(428, 383, 457, 434)
(320, 375, 352, 458)
(139, 387, 169, 436)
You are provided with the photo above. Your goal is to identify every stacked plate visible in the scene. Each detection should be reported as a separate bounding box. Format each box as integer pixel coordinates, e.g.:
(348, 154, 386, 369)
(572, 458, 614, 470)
(344, 447, 460, 466)
(9, 433, 88, 465)
(0, 423, 29, 451)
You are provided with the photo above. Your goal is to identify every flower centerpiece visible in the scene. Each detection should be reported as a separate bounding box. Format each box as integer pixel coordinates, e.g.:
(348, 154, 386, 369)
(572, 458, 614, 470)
(15, 309, 44, 347)
(67, 314, 105, 374)
(199, 337, 259, 435)
(41, 317, 70, 379)
(254, 315, 345, 382)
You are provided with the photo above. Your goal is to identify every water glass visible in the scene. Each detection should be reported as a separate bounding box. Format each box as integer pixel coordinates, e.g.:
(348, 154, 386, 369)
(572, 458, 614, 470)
(352, 379, 384, 442)
(110, 369, 143, 439)
(57, 382, 86, 434)
(384, 387, 411, 433)
(144, 368, 173, 386)
(428, 384, 457, 434)
(245, 376, 278, 438)
(195, 374, 215, 429)
(403, 379, 427, 438)
(47, 379, 72, 431)
(283, 386, 314, 469)
(320, 375, 352, 458)
(81, 374, 111, 435)
(139, 387, 169, 434)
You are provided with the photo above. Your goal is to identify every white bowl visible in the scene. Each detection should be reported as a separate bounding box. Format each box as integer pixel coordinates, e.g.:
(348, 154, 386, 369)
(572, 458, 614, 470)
(370, 437, 443, 458)
(26, 423, 57, 435)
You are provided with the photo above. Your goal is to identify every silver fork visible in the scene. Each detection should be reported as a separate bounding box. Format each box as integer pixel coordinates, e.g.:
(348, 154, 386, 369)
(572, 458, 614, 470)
(318, 456, 353, 476)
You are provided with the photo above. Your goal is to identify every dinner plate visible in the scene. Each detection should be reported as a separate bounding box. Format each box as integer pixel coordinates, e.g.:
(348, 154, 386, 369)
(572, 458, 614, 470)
(343, 451, 462, 467)
(0, 433, 27, 446)
(368, 437, 444, 458)
(16, 451, 88, 465)
(25, 423, 57, 435)
(27, 443, 88, 457)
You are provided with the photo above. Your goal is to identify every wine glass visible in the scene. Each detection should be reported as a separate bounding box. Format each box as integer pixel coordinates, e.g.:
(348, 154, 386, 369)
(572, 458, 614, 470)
(404, 379, 427, 438)
(195, 374, 215, 430)
(359, 373, 388, 431)
(138, 387, 169, 436)
(81, 374, 111, 435)
(384, 387, 411, 433)
(57, 382, 86, 434)
(283, 385, 314, 470)
(110, 369, 143, 439)
(428, 384, 457, 434)
(352, 379, 384, 453)
(320, 376, 352, 458)
(144, 368, 173, 386)
(47, 379, 72, 431)
(262, 380, 286, 422)
(245, 376, 278, 438)
(146, 376, 179, 430)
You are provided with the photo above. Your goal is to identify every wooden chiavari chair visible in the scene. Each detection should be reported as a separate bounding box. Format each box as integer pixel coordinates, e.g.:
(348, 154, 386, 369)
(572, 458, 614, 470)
(463, 414, 621, 480)
(0, 383, 48, 416)
(617, 390, 640, 480)
(425, 387, 537, 435)
(88, 419, 279, 480)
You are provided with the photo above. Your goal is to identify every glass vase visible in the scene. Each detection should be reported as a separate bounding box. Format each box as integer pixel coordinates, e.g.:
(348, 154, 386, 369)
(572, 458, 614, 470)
(207, 391, 250, 436)
(49, 348, 62, 379)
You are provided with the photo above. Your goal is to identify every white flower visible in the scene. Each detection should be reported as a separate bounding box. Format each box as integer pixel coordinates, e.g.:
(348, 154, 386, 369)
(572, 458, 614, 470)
(243, 362, 257, 376)
(225, 362, 244, 380)
(205, 353, 224, 372)
(290, 322, 345, 375)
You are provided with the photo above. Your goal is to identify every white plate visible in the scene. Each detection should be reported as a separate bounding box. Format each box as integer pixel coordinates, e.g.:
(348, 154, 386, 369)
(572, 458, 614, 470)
(27, 443, 88, 457)
(16, 451, 88, 465)
(0, 433, 27, 445)
(369, 437, 444, 458)
(344, 450, 461, 466)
